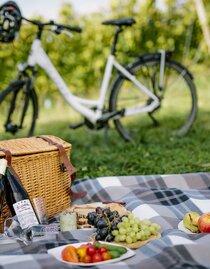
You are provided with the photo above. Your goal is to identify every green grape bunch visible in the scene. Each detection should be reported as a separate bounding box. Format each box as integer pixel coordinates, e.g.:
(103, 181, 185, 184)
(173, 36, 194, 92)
(112, 213, 161, 244)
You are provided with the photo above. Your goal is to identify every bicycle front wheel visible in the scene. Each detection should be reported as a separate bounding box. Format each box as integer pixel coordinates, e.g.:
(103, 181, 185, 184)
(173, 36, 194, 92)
(109, 57, 197, 142)
(0, 80, 38, 138)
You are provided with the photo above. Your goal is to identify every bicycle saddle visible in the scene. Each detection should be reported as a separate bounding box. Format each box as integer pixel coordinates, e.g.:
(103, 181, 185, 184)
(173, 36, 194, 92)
(102, 17, 136, 27)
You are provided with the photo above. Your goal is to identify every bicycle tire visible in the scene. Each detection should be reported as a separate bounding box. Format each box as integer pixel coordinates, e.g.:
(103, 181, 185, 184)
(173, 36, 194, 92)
(109, 57, 197, 142)
(0, 79, 38, 138)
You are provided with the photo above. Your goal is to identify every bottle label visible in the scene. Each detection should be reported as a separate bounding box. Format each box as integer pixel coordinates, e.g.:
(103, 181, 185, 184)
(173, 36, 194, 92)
(13, 199, 39, 229)
(0, 159, 7, 175)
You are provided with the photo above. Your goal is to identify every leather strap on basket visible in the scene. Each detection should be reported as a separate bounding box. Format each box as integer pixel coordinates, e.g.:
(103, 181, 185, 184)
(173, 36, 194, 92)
(0, 149, 22, 182)
(37, 136, 86, 199)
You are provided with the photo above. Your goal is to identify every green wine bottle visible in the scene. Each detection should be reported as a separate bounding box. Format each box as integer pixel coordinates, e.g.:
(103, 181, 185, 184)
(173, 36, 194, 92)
(0, 159, 7, 216)
(5, 167, 39, 229)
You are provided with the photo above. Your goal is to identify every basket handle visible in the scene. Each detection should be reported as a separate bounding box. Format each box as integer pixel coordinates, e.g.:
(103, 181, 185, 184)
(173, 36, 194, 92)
(0, 149, 22, 182)
(37, 136, 87, 199)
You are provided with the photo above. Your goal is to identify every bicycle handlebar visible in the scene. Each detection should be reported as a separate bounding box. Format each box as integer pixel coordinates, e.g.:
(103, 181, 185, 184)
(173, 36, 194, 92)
(22, 16, 82, 33)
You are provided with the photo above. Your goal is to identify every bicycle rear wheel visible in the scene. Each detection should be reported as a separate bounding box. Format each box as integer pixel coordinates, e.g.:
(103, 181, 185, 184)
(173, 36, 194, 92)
(109, 57, 197, 142)
(0, 80, 38, 138)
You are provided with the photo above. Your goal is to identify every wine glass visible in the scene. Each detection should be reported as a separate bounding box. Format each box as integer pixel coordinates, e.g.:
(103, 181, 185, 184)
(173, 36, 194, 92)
(0, 216, 28, 245)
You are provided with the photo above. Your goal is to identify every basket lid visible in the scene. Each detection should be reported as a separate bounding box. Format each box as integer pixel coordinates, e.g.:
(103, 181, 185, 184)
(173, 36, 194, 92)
(0, 135, 71, 157)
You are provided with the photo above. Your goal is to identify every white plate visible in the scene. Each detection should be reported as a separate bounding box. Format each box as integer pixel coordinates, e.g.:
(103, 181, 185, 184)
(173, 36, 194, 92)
(178, 220, 197, 234)
(48, 241, 135, 266)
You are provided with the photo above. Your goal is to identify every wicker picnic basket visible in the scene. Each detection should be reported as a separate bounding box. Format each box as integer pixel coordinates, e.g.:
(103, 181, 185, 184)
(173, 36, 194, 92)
(0, 135, 78, 232)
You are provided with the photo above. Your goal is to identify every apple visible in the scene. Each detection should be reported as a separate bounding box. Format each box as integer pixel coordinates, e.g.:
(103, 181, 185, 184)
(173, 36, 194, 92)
(198, 213, 210, 233)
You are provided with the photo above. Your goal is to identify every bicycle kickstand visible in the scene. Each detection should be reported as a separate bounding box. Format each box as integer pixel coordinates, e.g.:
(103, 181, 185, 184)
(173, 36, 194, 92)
(148, 112, 159, 127)
(103, 123, 110, 144)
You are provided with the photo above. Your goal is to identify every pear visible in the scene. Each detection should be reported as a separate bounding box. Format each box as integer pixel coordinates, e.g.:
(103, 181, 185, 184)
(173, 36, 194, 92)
(183, 211, 200, 233)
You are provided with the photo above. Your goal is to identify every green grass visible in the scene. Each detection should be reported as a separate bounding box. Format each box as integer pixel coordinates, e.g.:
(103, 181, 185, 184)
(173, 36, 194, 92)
(1, 65, 210, 179)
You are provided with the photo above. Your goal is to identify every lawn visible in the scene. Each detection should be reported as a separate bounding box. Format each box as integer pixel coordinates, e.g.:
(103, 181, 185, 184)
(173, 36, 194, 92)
(1, 64, 210, 179)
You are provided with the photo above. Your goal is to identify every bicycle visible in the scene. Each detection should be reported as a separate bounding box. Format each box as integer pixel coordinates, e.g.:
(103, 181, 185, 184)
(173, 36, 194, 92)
(0, 13, 197, 142)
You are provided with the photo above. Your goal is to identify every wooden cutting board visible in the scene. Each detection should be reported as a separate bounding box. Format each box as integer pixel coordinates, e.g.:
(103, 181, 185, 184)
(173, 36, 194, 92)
(89, 233, 161, 249)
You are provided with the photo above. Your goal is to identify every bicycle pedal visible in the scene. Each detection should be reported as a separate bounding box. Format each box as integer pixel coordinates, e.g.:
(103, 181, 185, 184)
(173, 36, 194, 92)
(69, 122, 84, 129)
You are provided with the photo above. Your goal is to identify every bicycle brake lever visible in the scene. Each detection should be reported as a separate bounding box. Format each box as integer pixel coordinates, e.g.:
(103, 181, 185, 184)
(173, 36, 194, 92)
(50, 26, 73, 38)
(61, 29, 74, 38)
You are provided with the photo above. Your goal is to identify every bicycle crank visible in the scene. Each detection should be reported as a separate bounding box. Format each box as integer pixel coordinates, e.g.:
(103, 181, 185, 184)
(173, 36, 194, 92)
(96, 109, 125, 125)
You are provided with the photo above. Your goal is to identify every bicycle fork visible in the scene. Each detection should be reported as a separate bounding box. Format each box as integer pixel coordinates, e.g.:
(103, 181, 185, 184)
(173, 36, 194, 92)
(5, 77, 33, 134)
(5, 89, 20, 134)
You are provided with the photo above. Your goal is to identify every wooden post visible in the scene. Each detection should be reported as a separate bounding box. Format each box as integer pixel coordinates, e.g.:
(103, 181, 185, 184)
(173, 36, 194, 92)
(194, 0, 210, 54)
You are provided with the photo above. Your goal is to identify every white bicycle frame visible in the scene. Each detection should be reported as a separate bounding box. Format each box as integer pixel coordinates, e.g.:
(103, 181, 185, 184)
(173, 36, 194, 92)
(26, 39, 160, 124)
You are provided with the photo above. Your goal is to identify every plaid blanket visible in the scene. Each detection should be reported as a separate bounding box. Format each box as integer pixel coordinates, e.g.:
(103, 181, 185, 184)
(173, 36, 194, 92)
(0, 172, 210, 269)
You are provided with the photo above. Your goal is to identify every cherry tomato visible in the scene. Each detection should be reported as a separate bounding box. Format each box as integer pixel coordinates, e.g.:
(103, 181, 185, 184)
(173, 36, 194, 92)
(98, 246, 107, 254)
(92, 253, 103, 263)
(87, 245, 96, 256)
(80, 243, 89, 248)
(83, 255, 92, 263)
(102, 252, 111, 261)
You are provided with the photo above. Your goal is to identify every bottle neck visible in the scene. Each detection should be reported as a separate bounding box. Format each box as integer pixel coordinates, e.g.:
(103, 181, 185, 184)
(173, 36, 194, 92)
(6, 168, 29, 199)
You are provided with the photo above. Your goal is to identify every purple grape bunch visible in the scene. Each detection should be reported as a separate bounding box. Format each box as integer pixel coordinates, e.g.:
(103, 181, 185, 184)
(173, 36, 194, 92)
(87, 206, 123, 242)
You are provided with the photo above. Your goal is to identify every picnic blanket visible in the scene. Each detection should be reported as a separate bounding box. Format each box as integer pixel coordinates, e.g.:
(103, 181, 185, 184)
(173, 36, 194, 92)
(0, 172, 210, 269)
